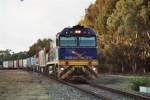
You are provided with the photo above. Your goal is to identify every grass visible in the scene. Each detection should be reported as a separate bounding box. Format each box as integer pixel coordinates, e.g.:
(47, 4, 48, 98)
(130, 77, 149, 91)
(92, 74, 150, 94)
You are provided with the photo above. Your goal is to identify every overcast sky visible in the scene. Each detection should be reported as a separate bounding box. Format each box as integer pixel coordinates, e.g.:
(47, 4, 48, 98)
(0, 0, 95, 53)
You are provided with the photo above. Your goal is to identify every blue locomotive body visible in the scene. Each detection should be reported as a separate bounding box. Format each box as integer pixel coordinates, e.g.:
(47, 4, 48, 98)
(56, 25, 98, 80)
(59, 48, 97, 60)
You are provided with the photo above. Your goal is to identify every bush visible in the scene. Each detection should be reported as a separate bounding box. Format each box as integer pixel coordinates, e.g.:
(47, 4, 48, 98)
(130, 77, 148, 91)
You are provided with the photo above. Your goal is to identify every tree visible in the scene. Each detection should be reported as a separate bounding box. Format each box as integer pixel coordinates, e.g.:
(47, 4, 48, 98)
(80, 0, 150, 73)
(28, 38, 53, 56)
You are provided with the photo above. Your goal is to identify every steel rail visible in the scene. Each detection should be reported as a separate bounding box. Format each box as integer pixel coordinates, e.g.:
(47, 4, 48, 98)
(48, 76, 111, 100)
(87, 81, 150, 100)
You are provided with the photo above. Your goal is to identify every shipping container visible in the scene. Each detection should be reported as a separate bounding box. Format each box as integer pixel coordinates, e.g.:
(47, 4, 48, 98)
(14, 60, 17, 68)
(14, 60, 19, 68)
(19, 59, 23, 68)
(39, 49, 46, 67)
(3, 61, 8, 68)
(46, 53, 49, 63)
(31, 56, 36, 66)
(27, 58, 31, 67)
(23, 59, 27, 67)
(49, 47, 58, 62)
(8, 60, 13, 68)
(36, 54, 39, 66)
(33, 55, 37, 65)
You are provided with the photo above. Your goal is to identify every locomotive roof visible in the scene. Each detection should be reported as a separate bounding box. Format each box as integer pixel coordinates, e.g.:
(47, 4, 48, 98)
(57, 25, 96, 37)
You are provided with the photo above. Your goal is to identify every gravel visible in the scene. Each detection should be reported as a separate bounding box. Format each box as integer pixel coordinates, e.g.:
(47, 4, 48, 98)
(76, 84, 133, 100)
(0, 70, 99, 100)
(47, 83, 100, 100)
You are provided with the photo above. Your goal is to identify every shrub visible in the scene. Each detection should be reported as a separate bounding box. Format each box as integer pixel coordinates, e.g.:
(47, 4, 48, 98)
(130, 77, 148, 91)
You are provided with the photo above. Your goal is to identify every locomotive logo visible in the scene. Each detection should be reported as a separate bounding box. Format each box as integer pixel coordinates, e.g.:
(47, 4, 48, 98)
(71, 50, 86, 59)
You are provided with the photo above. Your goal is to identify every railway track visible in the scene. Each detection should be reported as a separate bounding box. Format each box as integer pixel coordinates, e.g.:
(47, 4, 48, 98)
(48, 76, 150, 100)
(86, 81, 150, 100)
(0, 68, 24, 70)
(51, 78, 110, 100)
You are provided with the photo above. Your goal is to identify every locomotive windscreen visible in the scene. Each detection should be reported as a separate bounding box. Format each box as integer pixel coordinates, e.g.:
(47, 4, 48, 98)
(60, 37, 77, 47)
(79, 37, 96, 47)
(59, 36, 96, 47)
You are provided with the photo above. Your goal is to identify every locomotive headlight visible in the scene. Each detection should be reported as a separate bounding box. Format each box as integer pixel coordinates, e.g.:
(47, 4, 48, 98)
(92, 67, 96, 71)
(75, 30, 81, 34)
(60, 67, 64, 71)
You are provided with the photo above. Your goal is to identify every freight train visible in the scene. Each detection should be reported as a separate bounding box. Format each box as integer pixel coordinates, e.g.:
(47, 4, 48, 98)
(2, 25, 98, 80)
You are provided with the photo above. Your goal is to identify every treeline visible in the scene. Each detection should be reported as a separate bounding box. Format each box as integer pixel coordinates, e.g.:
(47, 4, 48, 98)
(80, 0, 150, 73)
(28, 38, 53, 56)
(0, 49, 27, 65)
(0, 50, 27, 60)
(0, 38, 52, 62)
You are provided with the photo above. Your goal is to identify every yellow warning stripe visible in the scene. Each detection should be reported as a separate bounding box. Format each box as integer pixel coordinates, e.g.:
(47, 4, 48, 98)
(59, 60, 98, 66)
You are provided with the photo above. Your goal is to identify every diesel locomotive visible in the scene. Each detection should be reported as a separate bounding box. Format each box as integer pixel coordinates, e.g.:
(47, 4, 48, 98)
(38, 25, 98, 80)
